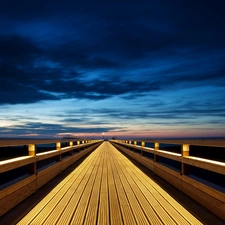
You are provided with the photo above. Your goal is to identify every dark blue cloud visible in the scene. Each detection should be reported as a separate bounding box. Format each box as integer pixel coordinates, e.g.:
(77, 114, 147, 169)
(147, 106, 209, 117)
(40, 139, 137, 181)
(0, 0, 225, 137)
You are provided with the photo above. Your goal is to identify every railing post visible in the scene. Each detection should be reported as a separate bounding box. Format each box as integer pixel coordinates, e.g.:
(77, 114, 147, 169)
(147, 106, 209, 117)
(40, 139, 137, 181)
(69, 141, 73, 147)
(56, 142, 61, 161)
(28, 144, 36, 174)
(77, 141, 80, 145)
(28, 144, 36, 156)
(182, 144, 190, 175)
(154, 142, 159, 162)
(154, 142, 159, 150)
(56, 142, 61, 150)
(140, 141, 145, 155)
(182, 144, 189, 156)
(134, 141, 137, 145)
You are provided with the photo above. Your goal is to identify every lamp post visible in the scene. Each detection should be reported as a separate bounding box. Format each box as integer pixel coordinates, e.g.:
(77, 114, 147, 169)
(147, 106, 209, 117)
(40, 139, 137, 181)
(102, 133, 105, 140)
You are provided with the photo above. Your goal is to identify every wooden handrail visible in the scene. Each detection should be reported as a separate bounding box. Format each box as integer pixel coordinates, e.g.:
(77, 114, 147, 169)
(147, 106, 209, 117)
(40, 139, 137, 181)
(110, 139, 225, 220)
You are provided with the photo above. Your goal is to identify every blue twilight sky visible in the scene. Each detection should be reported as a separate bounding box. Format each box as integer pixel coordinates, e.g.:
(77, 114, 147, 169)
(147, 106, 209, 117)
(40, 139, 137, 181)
(0, 0, 225, 139)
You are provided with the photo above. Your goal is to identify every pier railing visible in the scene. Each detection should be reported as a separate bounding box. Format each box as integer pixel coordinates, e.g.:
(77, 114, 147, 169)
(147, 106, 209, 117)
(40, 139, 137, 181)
(0, 139, 102, 216)
(110, 139, 225, 221)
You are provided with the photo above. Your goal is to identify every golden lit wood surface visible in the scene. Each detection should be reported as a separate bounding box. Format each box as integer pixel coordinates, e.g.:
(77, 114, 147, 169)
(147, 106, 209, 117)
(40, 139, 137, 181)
(17, 142, 203, 225)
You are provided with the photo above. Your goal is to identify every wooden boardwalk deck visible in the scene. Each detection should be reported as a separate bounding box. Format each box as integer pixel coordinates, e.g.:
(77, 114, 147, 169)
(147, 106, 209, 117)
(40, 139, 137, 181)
(17, 142, 203, 225)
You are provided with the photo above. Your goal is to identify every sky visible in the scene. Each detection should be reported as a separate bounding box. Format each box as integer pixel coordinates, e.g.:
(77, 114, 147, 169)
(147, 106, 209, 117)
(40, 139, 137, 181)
(0, 0, 225, 139)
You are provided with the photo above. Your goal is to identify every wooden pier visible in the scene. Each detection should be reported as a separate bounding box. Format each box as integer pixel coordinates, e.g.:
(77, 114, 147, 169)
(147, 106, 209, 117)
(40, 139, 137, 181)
(14, 142, 203, 224)
(1, 140, 225, 224)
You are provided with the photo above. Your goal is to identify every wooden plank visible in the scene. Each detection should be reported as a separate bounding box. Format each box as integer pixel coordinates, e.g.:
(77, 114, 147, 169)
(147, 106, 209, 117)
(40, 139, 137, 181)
(107, 147, 123, 225)
(36, 162, 62, 189)
(182, 175, 225, 202)
(153, 165, 182, 190)
(0, 156, 35, 173)
(154, 150, 181, 161)
(181, 181, 225, 221)
(182, 156, 225, 175)
(60, 146, 75, 153)
(61, 157, 74, 171)
(153, 162, 181, 178)
(82, 151, 103, 225)
(0, 180, 36, 217)
(97, 151, 110, 225)
(108, 152, 137, 225)
(0, 175, 36, 200)
(181, 177, 225, 210)
(36, 150, 60, 161)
